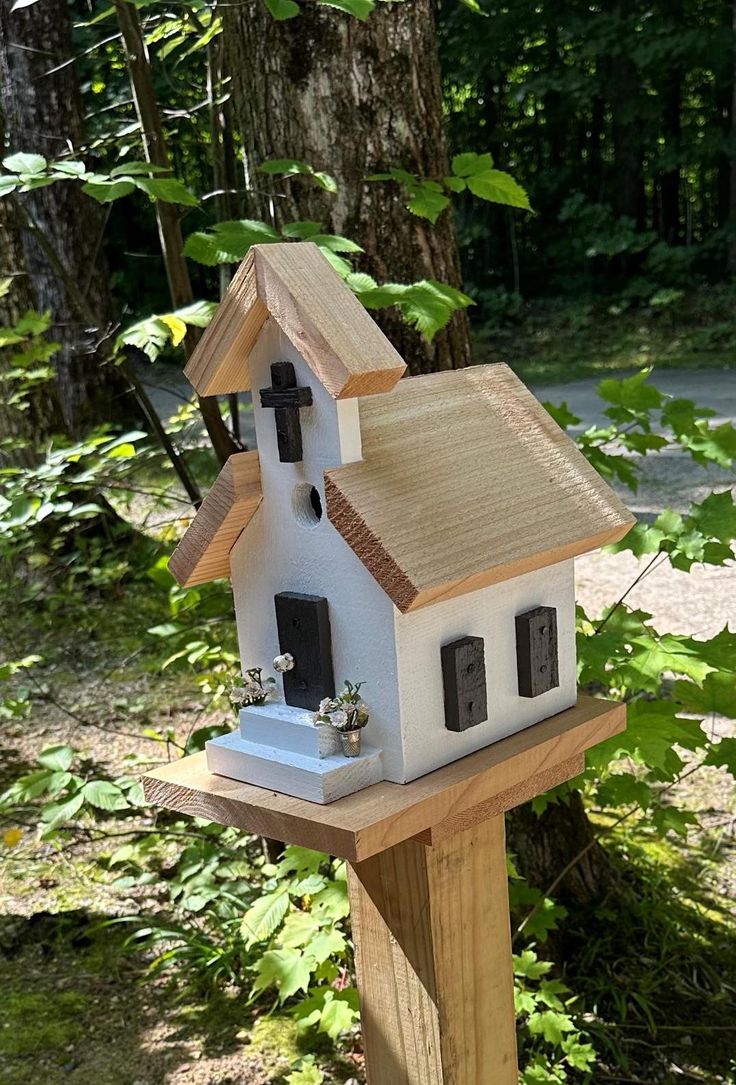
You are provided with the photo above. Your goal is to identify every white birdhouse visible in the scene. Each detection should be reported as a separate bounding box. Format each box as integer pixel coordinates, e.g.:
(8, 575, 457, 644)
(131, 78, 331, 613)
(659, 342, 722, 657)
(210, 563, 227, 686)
(168, 242, 634, 804)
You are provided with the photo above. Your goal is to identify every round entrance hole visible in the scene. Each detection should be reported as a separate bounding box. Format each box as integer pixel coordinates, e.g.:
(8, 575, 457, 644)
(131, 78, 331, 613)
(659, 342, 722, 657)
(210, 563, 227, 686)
(292, 483, 323, 528)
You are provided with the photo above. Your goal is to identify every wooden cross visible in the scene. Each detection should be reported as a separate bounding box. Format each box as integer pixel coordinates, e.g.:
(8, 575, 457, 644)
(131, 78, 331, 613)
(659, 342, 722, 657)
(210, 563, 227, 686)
(259, 360, 313, 463)
(143, 695, 625, 1085)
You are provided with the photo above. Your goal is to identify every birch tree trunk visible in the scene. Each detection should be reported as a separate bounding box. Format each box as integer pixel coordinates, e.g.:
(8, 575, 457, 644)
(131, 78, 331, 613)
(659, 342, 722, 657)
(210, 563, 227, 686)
(0, 0, 121, 439)
(223, 0, 470, 375)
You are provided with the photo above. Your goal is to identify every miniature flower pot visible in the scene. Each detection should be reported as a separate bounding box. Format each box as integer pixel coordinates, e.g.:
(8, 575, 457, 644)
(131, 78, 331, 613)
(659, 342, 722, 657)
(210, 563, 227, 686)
(340, 729, 362, 757)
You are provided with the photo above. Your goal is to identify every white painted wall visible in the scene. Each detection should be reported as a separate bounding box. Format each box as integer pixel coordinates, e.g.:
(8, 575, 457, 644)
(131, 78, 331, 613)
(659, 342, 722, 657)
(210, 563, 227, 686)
(392, 559, 577, 782)
(229, 320, 577, 787)
(229, 319, 405, 780)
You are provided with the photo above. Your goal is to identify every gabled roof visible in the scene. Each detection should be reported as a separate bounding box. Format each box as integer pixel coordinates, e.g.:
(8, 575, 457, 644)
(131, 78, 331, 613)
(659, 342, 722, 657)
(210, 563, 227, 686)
(184, 242, 406, 399)
(324, 364, 635, 613)
(168, 451, 262, 587)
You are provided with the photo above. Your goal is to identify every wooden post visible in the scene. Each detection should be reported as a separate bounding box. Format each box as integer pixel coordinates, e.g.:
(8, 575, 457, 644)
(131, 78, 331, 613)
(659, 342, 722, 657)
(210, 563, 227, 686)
(348, 816, 517, 1085)
(144, 696, 626, 1085)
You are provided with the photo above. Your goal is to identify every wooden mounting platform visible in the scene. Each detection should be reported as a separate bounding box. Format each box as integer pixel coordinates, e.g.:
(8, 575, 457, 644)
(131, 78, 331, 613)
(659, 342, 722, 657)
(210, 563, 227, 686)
(143, 694, 624, 861)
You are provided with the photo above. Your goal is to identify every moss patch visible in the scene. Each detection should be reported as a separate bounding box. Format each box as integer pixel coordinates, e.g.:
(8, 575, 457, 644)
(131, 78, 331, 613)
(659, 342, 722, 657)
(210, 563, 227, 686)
(0, 989, 89, 1056)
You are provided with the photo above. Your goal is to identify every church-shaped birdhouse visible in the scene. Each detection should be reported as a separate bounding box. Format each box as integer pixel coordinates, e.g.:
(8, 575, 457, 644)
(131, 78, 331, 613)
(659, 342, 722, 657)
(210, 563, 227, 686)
(169, 243, 634, 803)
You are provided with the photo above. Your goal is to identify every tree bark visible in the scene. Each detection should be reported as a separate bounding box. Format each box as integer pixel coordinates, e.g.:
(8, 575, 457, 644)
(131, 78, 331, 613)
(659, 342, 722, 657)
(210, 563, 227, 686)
(113, 0, 239, 467)
(727, 0, 736, 273)
(603, 3, 645, 229)
(659, 7, 683, 246)
(223, 0, 470, 375)
(506, 790, 619, 910)
(0, 0, 123, 438)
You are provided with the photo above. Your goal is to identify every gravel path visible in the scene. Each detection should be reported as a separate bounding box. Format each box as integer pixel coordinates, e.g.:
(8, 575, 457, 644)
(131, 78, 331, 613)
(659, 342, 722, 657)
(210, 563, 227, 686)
(532, 369, 736, 631)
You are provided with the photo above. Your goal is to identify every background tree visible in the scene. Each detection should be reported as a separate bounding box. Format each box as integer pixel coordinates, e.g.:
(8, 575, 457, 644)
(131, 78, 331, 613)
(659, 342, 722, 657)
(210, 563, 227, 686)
(0, 0, 120, 440)
(223, 0, 471, 375)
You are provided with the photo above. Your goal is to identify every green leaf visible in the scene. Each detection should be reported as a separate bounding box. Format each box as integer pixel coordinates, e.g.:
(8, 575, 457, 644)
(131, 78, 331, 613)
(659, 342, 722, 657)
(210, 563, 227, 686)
(240, 889, 290, 946)
(513, 949, 553, 980)
(651, 805, 698, 837)
(281, 221, 323, 239)
(586, 700, 706, 777)
(133, 177, 199, 206)
(467, 168, 531, 210)
(543, 400, 581, 430)
(278, 911, 321, 949)
(0, 176, 18, 196)
(310, 879, 350, 920)
(275, 845, 326, 877)
(704, 736, 736, 776)
(687, 490, 736, 546)
(184, 219, 280, 265)
(41, 790, 84, 829)
(263, 0, 300, 17)
(317, 988, 360, 1039)
(109, 161, 169, 177)
(674, 673, 736, 719)
(527, 1009, 576, 1045)
(458, 0, 488, 13)
(82, 780, 128, 811)
(2, 152, 46, 175)
(308, 925, 347, 963)
(82, 178, 136, 203)
(451, 151, 494, 177)
(308, 233, 363, 254)
(51, 160, 87, 177)
(38, 745, 74, 772)
(260, 157, 307, 175)
(251, 948, 315, 1001)
(406, 182, 450, 223)
(598, 368, 663, 413)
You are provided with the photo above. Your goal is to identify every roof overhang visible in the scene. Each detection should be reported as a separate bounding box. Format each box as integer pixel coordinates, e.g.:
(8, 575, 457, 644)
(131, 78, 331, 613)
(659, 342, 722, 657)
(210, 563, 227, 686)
(184, 242, 406, 399)
(168, 451, 262, 587)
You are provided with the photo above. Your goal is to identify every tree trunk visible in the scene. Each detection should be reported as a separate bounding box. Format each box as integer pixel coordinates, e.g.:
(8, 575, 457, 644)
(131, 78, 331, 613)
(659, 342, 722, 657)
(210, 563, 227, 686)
(506, 790, 619, 910)
(0, 0, 122, 438)
(659, 14, 682, 246)
(223, 0, 470, 375)
(113, 0, 239, 467)
(603, 3, 645, 229)
(727, 0, 736, 273)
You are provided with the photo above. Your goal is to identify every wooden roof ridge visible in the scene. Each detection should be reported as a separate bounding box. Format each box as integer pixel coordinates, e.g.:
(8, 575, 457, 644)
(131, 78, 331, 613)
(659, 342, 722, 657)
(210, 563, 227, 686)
(183, 242, 407, 399)
(168, 451, 262, 587)
(324, 363, 635, 613)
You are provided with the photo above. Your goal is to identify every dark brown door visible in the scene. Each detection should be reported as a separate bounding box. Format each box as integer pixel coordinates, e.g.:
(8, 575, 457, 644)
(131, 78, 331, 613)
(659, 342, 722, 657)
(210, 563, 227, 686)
(274, 592, 335, 711)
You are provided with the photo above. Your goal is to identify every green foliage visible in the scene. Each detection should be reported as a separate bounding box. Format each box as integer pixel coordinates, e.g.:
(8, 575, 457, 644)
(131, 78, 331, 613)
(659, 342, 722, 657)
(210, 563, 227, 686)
(117, 300, 217, 361)
(541, 371, 736, 853)
(369, 150, 530, 224)
(185, 216, 474, 341)
(515, 949, 596, 1083)
(0, 155, 197, 206)
(259, 158, 338, 193)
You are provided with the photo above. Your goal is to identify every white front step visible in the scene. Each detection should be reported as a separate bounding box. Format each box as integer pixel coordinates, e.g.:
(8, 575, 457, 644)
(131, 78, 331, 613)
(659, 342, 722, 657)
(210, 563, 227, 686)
(239, 702, 340, 758)
(206, 731, 383, 804)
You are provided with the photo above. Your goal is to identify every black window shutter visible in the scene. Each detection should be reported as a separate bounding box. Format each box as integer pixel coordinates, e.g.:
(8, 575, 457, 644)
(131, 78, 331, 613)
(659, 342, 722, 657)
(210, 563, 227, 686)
(274, 592, 335, 710)
(441, 635, 488, 732)
(515, 606, 559, 697)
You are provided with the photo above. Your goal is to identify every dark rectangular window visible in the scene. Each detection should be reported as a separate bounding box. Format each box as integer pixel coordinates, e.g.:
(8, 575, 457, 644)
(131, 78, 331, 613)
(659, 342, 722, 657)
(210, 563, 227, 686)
(515, 606, 559, 698)
(441, 635, 487, 732)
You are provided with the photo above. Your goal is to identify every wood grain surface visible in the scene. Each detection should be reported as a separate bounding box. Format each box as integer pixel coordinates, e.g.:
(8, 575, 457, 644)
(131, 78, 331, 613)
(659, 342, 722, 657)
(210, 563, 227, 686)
(348, 815, 518, 1084)
(142, 694, 625, 861)
(325, 364, 635, 612)
(168, 451, 262, 587)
